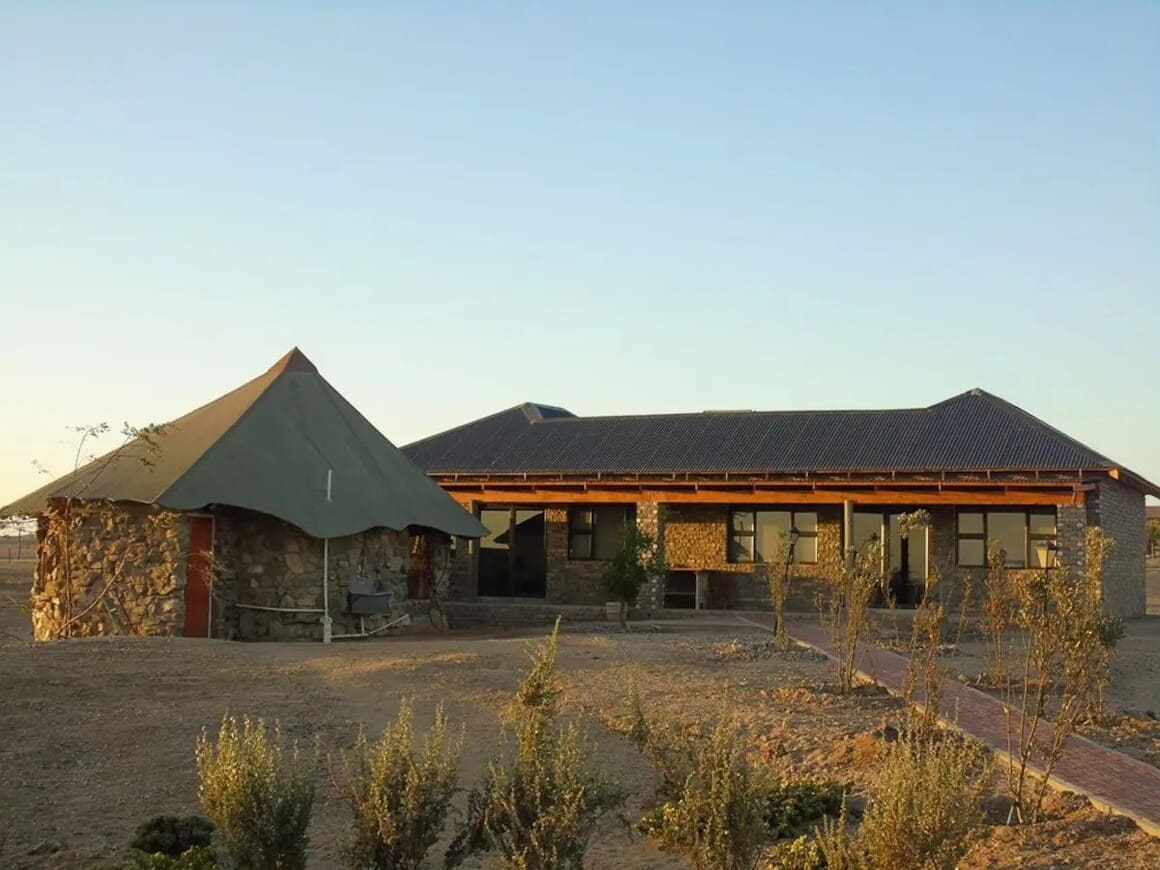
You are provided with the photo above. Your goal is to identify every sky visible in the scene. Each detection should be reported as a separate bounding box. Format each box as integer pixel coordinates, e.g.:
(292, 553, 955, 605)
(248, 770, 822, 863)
(1, 1, 1157, 506)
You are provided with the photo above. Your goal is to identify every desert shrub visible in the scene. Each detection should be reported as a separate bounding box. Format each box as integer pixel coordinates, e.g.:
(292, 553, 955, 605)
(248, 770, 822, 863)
(123, 847, 218, 869)
(763, 776, 849, 840)
(337, 697, 462, 869)
(827, 539, 883, 693)
(855, 729, 991, 869)
(767, 834, 825, 870)
(446, 624, 624, 869)
(506, 617, 562, 719)
(195, 715, 316, 870)
(130, 816, 215, 858)
(637, 716, 768, 870)
(813, 801, 860, 870)
(1000, 528, 1117, 821)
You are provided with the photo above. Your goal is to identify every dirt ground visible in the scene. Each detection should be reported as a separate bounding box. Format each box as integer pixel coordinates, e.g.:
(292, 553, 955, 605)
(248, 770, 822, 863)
(0, 574, 1157, 869)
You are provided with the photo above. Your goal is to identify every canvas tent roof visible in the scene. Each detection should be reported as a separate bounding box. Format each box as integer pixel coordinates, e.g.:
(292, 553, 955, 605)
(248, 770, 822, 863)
(1, 349, 487, 540)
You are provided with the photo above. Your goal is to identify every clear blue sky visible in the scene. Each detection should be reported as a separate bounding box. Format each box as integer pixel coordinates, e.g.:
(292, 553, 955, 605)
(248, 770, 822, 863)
(2, 1, 1157, 505)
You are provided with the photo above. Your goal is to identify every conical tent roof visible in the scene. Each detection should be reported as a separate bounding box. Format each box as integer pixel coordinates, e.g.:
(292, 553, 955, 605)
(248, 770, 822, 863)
(1, 349, 487, 539)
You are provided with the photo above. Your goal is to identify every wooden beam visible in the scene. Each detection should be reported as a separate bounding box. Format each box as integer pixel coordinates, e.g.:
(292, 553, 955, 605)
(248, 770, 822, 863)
(445, 487, 1084, 507)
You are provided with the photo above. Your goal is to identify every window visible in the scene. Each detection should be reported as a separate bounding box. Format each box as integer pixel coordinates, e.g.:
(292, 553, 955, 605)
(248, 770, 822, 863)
(729, 509, 818, 564)
(956, 510, 1057, 568)
(568, 505, 632, 560)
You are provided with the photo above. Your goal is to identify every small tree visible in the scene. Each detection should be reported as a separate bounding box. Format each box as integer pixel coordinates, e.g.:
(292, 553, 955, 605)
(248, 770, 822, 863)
(195, 715, 316, 870)
(600, 526, 668, 627)
(337, 697, 462, 870)
(827, 538, 883, 693)
(765, 530, 793, 650)
(1001, 528, 1117, 823)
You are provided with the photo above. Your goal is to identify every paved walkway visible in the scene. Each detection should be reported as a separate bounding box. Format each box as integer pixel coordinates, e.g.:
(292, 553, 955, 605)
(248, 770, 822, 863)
(738, 613, 1160, 836)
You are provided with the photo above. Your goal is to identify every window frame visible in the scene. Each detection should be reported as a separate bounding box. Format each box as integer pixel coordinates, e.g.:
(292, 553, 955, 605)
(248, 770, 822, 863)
(728, 508, 819, 565)
(955, 509, 1057, 568)
(567, 505, 633, 561)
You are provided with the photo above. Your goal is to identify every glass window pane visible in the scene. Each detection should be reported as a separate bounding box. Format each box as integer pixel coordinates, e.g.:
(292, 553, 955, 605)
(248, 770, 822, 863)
(730, 535, 754, 562)
(569, 508, 593, 531)
(793, 512, 817, 533)
(794, 535, 818, 564)
(1029, 541, 1058, 568)
(480, 510, 510, 550)
(732, 511, 755, 532)
(958, 512, 984, 534)
(853, 512, 883, 550)
(958, 539, 985, 567)
(987, 512, 1026, 567)
(755, 511, 791, 561)
(1029, 513, 1056, 536)
(568, 532, 592, 560)
(908, 525, 928, 579)
(593, 506, 628, 560)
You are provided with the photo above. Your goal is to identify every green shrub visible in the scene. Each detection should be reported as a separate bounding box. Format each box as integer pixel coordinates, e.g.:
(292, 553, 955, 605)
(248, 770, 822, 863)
(855, 729, 990, 869)
(445, 625, 624, 869)
(636, 717, 767, 870)
(195, 715, 316, 870)
(763, 777, 849, 840)
(130, 816, 215, 858)
(338, 697, 462, 869)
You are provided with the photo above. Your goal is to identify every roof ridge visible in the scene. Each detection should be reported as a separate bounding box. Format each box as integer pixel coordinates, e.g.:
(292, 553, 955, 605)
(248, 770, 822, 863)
(933, 389, 1116, 467)
(402, 404, 538, 449)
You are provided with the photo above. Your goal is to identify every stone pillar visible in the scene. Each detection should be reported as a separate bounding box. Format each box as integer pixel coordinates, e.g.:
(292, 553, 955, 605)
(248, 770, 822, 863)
(1057, 503, 1086, 575)
(635, 500, 666, 613)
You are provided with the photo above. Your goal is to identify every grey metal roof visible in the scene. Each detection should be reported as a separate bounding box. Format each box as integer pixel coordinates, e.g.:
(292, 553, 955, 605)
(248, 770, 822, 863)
(2, 349, 487, 539)
(402, 390, 1159, 494)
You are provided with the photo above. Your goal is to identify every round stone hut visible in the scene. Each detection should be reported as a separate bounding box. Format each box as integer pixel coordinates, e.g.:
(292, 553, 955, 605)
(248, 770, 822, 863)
(0, 348, 485, 641)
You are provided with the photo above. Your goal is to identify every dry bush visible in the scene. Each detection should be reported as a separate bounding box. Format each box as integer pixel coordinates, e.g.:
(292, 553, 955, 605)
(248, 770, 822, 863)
(195, 715, 315, 870)
(628, 684, 844, 869)
(636, 715, 768, 870)
(856, 729, 991, 869)
(1000, 529, 1118, 822)
(336, 697, 462, 869)
(803, 729, 991, 869)
(445, 622, 624, 869)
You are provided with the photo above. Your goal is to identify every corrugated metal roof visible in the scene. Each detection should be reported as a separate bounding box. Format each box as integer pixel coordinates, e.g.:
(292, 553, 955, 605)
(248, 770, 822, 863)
(2, 349, 487, 539)
(402, 389, 1156, 493)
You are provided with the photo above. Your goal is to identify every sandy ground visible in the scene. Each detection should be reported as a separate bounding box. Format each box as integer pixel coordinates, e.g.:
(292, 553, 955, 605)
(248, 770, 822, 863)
(1, 561, 1158, 868)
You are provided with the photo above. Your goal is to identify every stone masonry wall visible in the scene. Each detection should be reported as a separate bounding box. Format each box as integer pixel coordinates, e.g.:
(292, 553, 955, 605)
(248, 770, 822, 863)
(1089, 479, 1146, 618)
(545, 507, 609, 605)
(212, 508, 411, 640)
(662, 504, 843, 610)
(32, 501, 187, 640)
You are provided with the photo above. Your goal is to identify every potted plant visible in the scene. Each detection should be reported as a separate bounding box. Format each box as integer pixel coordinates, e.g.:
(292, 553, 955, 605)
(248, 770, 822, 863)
(601, 527, 668, 627)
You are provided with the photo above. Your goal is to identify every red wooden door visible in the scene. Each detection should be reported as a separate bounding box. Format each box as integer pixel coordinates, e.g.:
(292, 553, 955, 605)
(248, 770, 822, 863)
(183, 516, 213, 637)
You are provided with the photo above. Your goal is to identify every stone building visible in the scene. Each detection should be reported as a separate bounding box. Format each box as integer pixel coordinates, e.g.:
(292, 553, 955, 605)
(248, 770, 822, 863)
(403, 391, 1158, 619)
(1, 349, 484, 641)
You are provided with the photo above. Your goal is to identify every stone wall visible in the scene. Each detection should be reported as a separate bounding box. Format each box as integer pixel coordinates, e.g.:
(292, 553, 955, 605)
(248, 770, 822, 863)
(211, 507, 412, 640)
(662, 504, 843, 610)
(1088, 479, 1146, 618)
(31, 501, 187, 640)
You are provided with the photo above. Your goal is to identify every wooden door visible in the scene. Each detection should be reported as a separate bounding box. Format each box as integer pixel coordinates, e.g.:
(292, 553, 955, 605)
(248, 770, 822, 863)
(183, 516, 213, 637)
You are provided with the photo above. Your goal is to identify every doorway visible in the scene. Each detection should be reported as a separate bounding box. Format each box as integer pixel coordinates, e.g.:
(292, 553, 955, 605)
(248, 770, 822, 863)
(851, 510, 929, 606)
(478, 508, 547, 597)
(183, 515, 213, 637)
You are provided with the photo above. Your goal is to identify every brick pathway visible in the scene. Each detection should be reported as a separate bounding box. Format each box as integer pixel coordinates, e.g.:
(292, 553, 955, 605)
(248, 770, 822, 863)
(738, 613, 1160, 836)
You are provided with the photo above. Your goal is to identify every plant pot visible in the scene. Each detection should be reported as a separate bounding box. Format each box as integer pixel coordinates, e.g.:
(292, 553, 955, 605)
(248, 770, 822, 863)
(605, 601, 622, 622)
